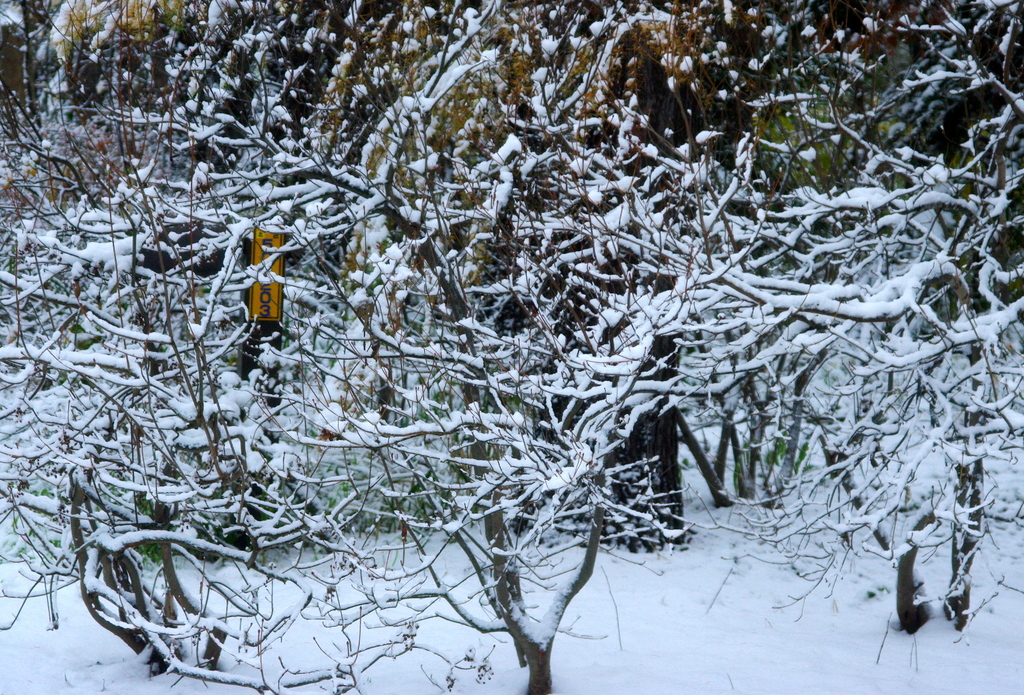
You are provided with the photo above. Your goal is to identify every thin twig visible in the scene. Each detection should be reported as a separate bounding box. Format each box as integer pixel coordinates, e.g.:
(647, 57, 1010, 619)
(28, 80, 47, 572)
(601, 566, 623, 651)
(706, 563, 734, 615)
(876, 614, 890, 664)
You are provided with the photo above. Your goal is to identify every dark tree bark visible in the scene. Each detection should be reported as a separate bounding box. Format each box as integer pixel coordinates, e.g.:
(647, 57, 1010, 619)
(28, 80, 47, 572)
(677, 409, 733, 509)
(525, 646, 552, 695)
(609, 334, 688, 548)
(896, 512, 936, 634)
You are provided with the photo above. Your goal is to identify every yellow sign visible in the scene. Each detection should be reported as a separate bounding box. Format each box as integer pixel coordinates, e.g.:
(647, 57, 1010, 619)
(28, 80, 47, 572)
(248, 229, 284, 321)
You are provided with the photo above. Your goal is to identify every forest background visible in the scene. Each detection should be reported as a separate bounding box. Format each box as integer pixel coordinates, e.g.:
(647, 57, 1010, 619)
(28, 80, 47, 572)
(0, 1, 1022, 694)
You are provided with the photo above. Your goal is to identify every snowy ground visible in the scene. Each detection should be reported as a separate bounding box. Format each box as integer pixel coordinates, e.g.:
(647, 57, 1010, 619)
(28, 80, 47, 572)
(2, 514, 1023, 695)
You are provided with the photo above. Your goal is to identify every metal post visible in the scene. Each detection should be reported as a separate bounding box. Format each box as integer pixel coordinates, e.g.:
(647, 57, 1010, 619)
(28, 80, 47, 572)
(240, 229, 285, 409)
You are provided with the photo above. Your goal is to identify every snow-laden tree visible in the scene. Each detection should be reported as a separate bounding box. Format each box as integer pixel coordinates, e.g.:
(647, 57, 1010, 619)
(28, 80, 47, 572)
(3, 0, 1024, 693)
(706, 0, 1024, 633)
(0, 0, 665, 692)
(277, 2, 692, 691)
(0, 0, 418, 689)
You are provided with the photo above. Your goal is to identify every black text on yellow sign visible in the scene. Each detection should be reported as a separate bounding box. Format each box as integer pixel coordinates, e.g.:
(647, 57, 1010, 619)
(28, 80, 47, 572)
(249, 229, 285, 321)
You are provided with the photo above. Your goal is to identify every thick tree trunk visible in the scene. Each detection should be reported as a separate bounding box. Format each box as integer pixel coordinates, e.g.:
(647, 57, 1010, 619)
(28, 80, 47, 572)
(524, 643, 553, 695)
(504, 506, 604, 695)
(895, 512, 935, 634)
(615, 398, 684, 517)
(0, 25, 25, 103)
(610, 334, 688, 547)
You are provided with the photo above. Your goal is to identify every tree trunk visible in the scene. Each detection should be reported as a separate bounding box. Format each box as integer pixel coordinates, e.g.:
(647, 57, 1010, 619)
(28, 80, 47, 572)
(945, 458, 984, 631)
(524, 642, 553, 695)
(0, 24, 25, 103)
(945, 343, 987, 631)
(895, 511, 935, 634)
(677, 409, 733, 508)
(610, 334, 687, 548)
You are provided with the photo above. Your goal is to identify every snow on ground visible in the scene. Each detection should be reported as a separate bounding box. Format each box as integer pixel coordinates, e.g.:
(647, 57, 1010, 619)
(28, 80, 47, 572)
(2, 516, 1023, 695)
